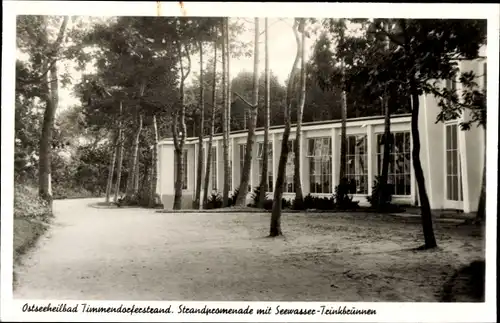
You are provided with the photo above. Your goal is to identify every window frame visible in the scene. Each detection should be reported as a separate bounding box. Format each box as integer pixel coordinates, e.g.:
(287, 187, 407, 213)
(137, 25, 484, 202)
(307, 137, 332, 194)
(345, 134, 369, 195)
(376, 131, 412, 197)
(257, 141, 273, 193)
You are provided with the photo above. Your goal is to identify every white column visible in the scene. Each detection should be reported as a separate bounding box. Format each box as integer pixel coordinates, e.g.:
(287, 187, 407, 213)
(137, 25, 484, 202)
(231, 137, 235, 192)
(367, 124, 374, 196)
(193, 143, 198, 199)
(250, 141, 254, 190)
(299, 131, 305, 194)
(459, 125, 470, 212)
(157, 143, 162, 197)
(331, 127, 338, 190)
(215, 140, 220, 192)
(410, 130, 417, 205)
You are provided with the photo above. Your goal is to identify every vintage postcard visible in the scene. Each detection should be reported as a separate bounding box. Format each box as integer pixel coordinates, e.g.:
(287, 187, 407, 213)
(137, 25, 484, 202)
(1, 1, 498, 322)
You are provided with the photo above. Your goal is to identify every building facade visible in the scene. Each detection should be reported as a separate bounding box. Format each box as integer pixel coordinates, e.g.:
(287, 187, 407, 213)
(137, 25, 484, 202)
(157, 53, 486, 213)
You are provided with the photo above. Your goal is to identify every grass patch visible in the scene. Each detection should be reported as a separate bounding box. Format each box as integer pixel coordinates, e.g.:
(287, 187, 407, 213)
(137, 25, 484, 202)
(13, 183, 52, 286)
(14, 217, 49, 262)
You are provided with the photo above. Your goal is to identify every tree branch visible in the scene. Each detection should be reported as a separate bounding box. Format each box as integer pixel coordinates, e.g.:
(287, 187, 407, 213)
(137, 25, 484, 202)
(183, 43, 191, 81)
(233, 91, 257, 109)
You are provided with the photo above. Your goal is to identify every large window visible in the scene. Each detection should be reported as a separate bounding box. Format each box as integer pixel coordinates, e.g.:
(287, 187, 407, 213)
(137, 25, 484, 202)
(446, 124, 463, 201)
(257, 142, 273, 192)
(346, 135, 368, 194)
(376, 132, 411, 196)
(284, 139, 296, 193)
(174, 149, 188, 190)
(307, 137, 332, 194)
(239, 144, 251, 192)
(211, 146, 217, 191)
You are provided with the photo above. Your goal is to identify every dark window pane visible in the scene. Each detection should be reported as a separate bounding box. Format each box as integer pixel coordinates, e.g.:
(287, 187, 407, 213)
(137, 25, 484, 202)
(452, 151, 457, 174)
(446, 151, 453, 175)
(452, 175, 458, 200)
(446, 176, 452, 200)
(446, 126, 451, 149)
(405, 174, 411, 195)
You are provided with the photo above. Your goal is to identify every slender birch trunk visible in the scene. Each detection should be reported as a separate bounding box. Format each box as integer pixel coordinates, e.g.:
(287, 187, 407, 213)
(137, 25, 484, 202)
(113, 101, 124, 202)
(377, 21, 393, 210)
(194, 41, 205, 209)
(293, 20, 306, 209)
(172, 26, 191, 210)
(258, 18, 271, 208)
(125, 112, 143, 199)
(105, 130, 119, 202)
(270, 19, 302, 236)
(148, 115, 159, 208)
(202, 37, 218, 208)
(235, 17, 260, 207)
(222, 17, 230, 207)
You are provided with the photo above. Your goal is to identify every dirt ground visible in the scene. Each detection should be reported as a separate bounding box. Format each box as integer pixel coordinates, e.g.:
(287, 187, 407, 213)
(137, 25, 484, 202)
(13, 198, 485, 301)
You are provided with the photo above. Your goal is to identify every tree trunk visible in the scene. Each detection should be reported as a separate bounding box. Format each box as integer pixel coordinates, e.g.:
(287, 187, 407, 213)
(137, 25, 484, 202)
(293, 20, 306, 209)
(125, 113, 143, 198)
(39, 64, 58, 207)
(105, 130, 119, 203)
(339, 61, 348, 182)
(270, 19, 302, 237)
(222, 17, 230, 207)
(235, 17, 260, 207)
(258, 18, 270, 208)
(149, 115, 159, 208)
(476, 127, 486, 222)
(194, 41, 205, 209)
(173, 144, 184, 210)
(133, 142, 141, 194)
(410, 78, 437, 249)
(38, 16, 68, 206)
(378, 94, 392, 209)
(377, 21, 392, 210)
(172, 30, 191, 210)
(202, 38, 218, 209)
(113, 101, 124, 202)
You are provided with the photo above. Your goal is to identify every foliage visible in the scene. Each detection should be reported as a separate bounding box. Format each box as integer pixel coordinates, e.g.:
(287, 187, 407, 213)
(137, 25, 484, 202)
(302, 194, 334, 210)
(366, 176, 393, 210)
(249, 186, 262, 207)
(228, 188, 239, 207)
(206, 192, 223, 209)
(334, 179, 360, 210)
(14, 183, 52, 221)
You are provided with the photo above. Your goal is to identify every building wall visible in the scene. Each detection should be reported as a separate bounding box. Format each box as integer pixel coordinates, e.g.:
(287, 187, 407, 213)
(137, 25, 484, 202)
(458, 58, 486, 212)
(157, 55, 486, 212)
(417, 56, 486, 213)
(158, 115, 418, 209)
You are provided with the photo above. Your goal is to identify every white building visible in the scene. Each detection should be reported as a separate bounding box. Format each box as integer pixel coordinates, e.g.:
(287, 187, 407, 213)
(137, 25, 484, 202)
(157, 53, 486, 213)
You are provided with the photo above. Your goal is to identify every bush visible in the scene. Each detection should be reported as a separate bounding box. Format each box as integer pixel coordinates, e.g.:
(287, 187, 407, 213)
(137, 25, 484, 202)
(304, 194, 316, 210)
(14, 184, 52, 221)
(302, 193, 336, 210)
(366, 176, 393, 210)
(249, 186, 263, 207)
(206, 192, 223, 209)
(228, 188, 239, 207)
(52, 185, 99, 200)
(262, 198, 291, 211)
(334, 178, 359, 210)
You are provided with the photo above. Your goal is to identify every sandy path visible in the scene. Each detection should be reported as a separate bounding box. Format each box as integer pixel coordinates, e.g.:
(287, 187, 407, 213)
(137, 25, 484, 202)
(13, 198, 484, 301)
